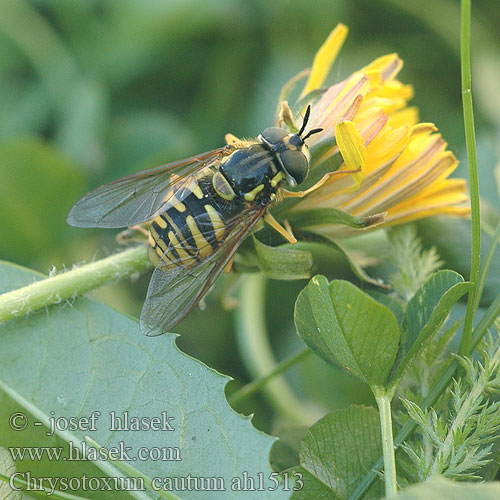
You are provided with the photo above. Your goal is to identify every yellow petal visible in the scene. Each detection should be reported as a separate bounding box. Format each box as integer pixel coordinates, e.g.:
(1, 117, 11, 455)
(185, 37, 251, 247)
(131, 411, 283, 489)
(335, 120, 365, 186)
(411, 122, 438, 136)
(362, 54, 402, 83)
(365, 124, 410, 172)
(389, 107, 419, 129)
(384, 181, 470, 225)
(370, 81, 414, 103)
(300, 24, 348, 98)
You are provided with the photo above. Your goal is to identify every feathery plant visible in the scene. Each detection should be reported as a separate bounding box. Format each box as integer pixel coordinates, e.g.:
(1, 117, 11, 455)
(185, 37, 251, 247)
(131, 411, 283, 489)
(388, 225, 443, 303)
(401, 333, 500, 482)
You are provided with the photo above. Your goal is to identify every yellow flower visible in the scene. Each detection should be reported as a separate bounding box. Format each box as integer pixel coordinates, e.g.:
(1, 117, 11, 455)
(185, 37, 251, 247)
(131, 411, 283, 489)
(280, 24, 469, 236)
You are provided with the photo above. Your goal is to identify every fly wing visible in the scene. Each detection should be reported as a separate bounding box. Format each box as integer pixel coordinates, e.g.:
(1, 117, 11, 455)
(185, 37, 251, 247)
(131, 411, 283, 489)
(67, 146, 234, 228)
(140, 205, 265, 336)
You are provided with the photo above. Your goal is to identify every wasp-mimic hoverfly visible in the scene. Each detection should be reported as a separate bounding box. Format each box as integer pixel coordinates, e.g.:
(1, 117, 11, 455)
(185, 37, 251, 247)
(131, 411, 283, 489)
(67, 106, 347, 336)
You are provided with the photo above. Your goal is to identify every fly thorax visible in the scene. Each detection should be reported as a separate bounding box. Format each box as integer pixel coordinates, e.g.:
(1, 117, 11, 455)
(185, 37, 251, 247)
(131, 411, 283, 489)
(218, 144, 281, 204)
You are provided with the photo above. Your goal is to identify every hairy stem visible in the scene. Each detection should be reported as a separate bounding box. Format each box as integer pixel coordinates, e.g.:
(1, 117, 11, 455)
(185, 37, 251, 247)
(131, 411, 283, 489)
(0, 246, 151, 324)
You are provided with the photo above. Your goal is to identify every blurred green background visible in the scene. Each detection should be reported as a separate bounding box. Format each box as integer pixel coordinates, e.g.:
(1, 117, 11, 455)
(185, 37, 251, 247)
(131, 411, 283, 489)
(1, 0, 499, 432)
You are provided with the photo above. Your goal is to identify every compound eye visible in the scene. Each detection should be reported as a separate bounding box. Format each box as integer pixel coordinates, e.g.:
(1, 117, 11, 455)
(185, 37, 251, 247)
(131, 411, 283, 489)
(280, 149, 308, 185)
(261, 127, 288, 145)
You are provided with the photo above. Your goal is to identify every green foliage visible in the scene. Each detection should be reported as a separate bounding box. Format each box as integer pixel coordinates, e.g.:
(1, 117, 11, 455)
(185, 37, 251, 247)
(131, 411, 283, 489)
(294, 270, 468, 394)
(295, 276, 400, 388)
(388, 225, 443, 302)
(0, 1, 499, 498)
(291, 406, 383, 500)
(388, 270, 470, 392)
(417, 217, 500, 306)
(296, 231, 387, 288)
(393, 476, 500, 500)
(0, 446, 21, 500)
(253, 237, 313, 280)
(401, 337, 500, 482)
(0, 262, 287, 500)
(286, 208, 386, 231)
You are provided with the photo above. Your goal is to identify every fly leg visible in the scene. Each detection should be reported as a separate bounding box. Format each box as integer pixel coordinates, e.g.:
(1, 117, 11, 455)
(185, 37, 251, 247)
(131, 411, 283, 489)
(116, 224, 150, 244)
(263, 212, 297, 244)
(224, 255, 235, 274)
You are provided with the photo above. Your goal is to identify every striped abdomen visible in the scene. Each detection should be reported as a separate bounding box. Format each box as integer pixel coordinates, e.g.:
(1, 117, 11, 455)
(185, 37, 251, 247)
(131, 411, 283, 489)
(148, 174, 234, 269)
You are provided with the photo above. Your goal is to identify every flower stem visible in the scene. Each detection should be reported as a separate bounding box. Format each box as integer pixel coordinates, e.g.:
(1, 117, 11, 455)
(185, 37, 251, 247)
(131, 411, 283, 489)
(228, 346, 311, 406)
(0, 246, 151, 324)
(459, 0, 481, 356)
(374, 389, 397, 498)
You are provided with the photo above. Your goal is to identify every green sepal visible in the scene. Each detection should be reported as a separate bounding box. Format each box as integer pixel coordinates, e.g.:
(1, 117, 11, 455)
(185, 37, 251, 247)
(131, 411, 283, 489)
(293, 88, 327, 113)
(297, 230, 387, 289)
(253, 237, 313, 280)
(286, 208, 386, 230)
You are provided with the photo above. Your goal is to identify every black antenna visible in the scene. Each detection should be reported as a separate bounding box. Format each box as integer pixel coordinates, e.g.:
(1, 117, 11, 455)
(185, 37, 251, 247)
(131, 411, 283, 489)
(298, 105, 322, 141)
(298, 105, 311, 136)
(302, 127, 323, 141)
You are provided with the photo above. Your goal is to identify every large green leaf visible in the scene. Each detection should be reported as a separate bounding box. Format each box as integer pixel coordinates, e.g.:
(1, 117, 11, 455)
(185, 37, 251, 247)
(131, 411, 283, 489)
(0, 261, 289, 500)
(388, 270, 470, 391)
(291, 406, 383, 500)
(0, 446, 21, 500)
(393, 476, 500, 500)
(294, 276, 399, 388)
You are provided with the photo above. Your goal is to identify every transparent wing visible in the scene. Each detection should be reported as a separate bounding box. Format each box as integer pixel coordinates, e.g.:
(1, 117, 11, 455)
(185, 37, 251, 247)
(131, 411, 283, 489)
(67, 146, 234, 228)
(140, 206, 265, 336)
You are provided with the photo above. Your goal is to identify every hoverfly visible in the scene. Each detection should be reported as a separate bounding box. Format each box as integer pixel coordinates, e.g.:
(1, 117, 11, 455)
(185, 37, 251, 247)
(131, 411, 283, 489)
(68, 106, 350, 336)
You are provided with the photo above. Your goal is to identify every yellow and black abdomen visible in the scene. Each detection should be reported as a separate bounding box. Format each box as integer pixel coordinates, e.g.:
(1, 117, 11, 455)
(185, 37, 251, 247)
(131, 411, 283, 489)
(148, 174, 234, 270)
(148, 144, 285, 270)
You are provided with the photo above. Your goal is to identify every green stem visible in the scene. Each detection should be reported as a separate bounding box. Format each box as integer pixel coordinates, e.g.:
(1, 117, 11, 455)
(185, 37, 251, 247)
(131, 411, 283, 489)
(234, 274, 319, 425)
(0, 246, 151, 324)
(459, 0, 481, 356)
(228, 346, 311, 406)
(374, 389, 397, 498)
(348, 291, 500, 500)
